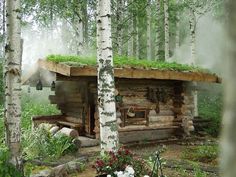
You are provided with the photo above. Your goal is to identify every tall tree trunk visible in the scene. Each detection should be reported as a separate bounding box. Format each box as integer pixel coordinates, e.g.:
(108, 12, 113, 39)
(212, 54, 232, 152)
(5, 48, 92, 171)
(1, 0, 6, 57)
(4, 0, 22, 170)
(96, 0, 119, 152)
(78, 18, 84, 55)
(83, 0, 88, 48)
(221, 0, 236, 176)
(189, 8, 198, 117)
(164, 0, 170, 60)
(146, 0, 152, 60)
(189, 8, 196, 62)
(117, 0, 123, 56)
(128, 0, 134, 57)
(135, 16, 140, 59)
(175, 0, 180, 50)
(155, 0, 161, 60)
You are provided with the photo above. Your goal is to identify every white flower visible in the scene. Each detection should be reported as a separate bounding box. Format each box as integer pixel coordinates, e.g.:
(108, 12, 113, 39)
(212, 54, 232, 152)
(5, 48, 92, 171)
(107, 175, 112, 177)
(125, 165, 135, 175)
(144, 175, 150, 177)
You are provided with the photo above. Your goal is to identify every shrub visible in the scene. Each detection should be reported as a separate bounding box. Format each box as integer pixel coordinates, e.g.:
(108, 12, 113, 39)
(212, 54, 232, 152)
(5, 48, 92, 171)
(0, 145, 24, 177)
(198, 89, 223, 137)
(22, 125, 77, 161)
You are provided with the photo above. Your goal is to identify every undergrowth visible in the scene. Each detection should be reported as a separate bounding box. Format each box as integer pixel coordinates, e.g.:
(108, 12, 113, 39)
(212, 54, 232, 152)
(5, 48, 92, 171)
(198, 87, 222, 137)
(22, 125, 78, 161)
(182, 145, 218, 163)
(46, 54, 209, 73)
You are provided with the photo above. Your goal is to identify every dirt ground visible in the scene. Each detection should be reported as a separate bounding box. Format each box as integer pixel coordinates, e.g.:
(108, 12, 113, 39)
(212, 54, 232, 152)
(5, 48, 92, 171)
(71, 140, 219, 177)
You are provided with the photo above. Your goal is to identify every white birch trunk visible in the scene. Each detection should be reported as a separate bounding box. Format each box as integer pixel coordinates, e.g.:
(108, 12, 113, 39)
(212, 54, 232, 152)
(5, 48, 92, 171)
(146, 0, 152, 60)
(175, 0, 180, 50)
(128, 0, 134, 57)
(189, 9, 198, 117)
(96, 0, 119, 152)
(4, 0, 22, 170)
(135, 16, 139, 59)
(164, 0, 170, 60)
(155, 0, 161, 60)
(117, 0, 123, 56)
(189, 8, 196, 63)
(221, 1, 236, 176)
(1, 0, 6, 57)
(83, 0, 88, 48)
(78, 19, 84, 55)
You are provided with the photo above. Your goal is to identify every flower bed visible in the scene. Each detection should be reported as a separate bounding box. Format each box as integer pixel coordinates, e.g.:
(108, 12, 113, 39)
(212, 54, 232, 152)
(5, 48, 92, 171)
(93, 147, 152, 177)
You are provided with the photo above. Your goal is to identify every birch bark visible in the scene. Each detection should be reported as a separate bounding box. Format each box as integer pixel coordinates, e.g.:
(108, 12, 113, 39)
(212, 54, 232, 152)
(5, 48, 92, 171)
(189, 8, 196, 62)
(128, 0, 134, 57)
(135, 16, 139, 59)
(189, 8, 198, 117)
(117, 0, 123, 56)
(78, 18, 84, 55)
(155, 0, 161, 60)
(146, 0, 152, 60)
(96, 0, 119, 152)
(164, 0, 170, 60)
(4, 0, 22, 170)
(1, 0, 6, 57)
(221, 1, 236, 176)
(175, 0, 180, 50)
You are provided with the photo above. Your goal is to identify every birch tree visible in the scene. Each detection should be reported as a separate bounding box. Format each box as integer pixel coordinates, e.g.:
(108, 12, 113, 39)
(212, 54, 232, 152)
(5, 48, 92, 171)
(96, 0, 119, 152)
(164, 0, 170, 60)
(146, 0, 152, 60)
(116, 0, 124, 56)
(0, 0, 6, 58)
(155, 0, 161, 60)
(4, 0, 22, 170)
(128, 0, 134, 57)
(175, 0, 180, 50)
(135, 16, 140, 59)
(221, 0, 236, 176)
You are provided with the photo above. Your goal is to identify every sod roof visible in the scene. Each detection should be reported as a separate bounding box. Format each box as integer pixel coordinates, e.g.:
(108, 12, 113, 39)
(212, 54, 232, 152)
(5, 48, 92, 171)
(46, 55, 209, 73)
(35, 55, 221, 83)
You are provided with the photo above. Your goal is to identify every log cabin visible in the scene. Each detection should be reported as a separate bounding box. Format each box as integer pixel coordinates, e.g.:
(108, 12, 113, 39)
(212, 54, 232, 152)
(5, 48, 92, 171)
(28, 56, 221, 143)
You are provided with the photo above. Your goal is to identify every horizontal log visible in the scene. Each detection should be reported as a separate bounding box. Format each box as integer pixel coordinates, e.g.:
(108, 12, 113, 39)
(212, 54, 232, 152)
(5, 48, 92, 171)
(56, 127, 79, 138)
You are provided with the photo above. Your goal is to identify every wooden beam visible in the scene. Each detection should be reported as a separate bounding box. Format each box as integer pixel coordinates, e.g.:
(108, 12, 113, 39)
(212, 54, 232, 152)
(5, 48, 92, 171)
(38, 59, 71, 76)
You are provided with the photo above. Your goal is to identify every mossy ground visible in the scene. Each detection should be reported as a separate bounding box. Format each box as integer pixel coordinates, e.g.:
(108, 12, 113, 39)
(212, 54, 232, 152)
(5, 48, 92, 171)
(46, 55, 209, 73)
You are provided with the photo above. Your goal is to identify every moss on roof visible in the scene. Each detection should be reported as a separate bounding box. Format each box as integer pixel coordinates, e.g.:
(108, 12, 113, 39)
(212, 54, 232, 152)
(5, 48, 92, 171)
(46, 54, 210, 73)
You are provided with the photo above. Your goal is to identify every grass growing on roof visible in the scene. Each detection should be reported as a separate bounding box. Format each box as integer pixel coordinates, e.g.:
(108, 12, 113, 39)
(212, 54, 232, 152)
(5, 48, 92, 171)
(46, 54, 209, 72)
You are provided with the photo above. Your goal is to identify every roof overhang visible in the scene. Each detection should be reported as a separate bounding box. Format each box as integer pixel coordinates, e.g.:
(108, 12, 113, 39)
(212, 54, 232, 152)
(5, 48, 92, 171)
(36, 59, 221, 83)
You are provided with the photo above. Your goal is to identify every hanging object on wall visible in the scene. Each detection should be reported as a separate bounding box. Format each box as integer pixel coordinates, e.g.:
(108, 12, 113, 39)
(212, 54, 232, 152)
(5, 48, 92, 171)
(51, 81, 56, 91)
(157, 88, 168, 103)
(36, 79, 43, 90)
(127, 107, 135, 117)
(148, 87, 158, 103)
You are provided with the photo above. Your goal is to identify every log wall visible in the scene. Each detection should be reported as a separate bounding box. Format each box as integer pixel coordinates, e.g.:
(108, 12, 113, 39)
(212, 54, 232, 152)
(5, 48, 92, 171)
(50, 75, 195, 141)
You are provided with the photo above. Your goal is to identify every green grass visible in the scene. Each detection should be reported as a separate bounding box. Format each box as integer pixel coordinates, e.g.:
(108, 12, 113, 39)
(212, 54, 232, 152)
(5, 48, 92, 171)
(182, 145, 218, 163)
(46, 54, 210, 73)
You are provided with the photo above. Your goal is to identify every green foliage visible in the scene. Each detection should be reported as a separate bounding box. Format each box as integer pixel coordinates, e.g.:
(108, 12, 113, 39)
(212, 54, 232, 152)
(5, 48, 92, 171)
(0, 145, 24, 177)
(198, 88, 223, 136)
(22, 125, 77, 161)
(21, 89, 60, 131)
(46, 54, 210, 73)
(182, 145, 218, 163)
